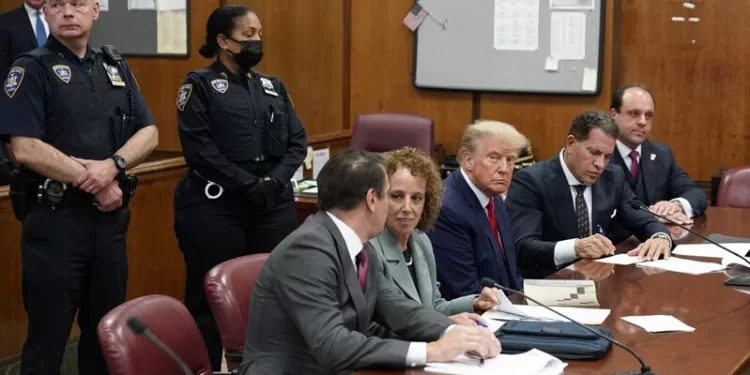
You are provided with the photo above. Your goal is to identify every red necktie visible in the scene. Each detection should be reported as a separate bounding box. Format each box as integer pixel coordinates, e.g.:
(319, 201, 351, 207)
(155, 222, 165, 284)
(487, 199, 506, 259)
(629, 150, 640, 178)
(356, 249, 368, 290)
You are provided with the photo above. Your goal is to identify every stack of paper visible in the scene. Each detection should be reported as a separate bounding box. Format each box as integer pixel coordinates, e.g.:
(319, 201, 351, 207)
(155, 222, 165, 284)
(523, 279, 599, 307)
(425, 349, 566, 375)
(622, 315, 695, 333)
(636, 257, 725, 275)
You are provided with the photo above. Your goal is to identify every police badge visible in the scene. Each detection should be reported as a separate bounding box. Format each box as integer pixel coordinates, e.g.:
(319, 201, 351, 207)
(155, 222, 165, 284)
(52, 65, 72, 84)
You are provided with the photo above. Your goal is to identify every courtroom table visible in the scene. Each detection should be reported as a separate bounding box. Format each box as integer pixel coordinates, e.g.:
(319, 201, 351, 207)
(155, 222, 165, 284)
(357, 207, 750, 375)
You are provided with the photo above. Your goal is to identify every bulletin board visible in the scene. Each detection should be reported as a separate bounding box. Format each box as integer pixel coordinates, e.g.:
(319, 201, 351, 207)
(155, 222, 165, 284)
(413, 0, 605, 95)
(89, 0, 190, 58)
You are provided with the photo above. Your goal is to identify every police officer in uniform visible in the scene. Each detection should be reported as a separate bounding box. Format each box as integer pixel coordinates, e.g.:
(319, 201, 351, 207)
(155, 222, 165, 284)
(173, 5, 307, 370)
(0, 1, 158, 374)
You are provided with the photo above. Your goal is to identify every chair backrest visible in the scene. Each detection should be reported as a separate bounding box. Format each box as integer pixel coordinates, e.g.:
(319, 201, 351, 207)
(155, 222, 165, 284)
(717, 166, 750, 208)
(349, 113, 434, 155)
(97, 295, 213, 375)
(204, 253, 269, 370)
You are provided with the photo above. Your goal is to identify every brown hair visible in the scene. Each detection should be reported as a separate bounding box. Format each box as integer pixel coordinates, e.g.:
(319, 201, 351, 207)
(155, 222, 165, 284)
(383, 147, 442, 231)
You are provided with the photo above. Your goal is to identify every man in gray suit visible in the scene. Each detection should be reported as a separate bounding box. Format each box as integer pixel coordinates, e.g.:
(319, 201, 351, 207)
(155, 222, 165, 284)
(238, 149, 500, 375)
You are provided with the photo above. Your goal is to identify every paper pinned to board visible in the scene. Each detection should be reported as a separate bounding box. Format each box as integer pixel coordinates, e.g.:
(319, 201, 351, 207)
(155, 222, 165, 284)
(128, 0, 156, 10)
(157, 9, 188, 54)
(550, 12, 586, 61)
(312, 148, 331, 179)
(581, 68, 597, 91)
(99, 0, 110, 11)
(156, 0, 186, 10)
(550, 0, 595, 10)
(544, 57, 559, 71)
(493, 0, 540, 51)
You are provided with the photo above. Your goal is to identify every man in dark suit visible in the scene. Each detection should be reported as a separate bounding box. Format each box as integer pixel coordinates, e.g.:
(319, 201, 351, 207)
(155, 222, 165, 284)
(239, 149, 499, 375)
(428, 120, 527, 299)
(0, 0, 48, 77)
(609, 84, 707, 225)
(506, 110, 673, 279)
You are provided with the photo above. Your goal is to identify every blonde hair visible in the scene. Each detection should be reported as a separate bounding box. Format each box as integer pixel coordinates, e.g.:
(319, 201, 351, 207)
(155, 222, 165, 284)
(458, 120, 529, 160)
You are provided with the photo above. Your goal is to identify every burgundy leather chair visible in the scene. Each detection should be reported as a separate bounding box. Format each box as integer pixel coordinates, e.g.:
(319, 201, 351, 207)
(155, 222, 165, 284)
(204, 253, 269, 371)
(97, 294, 226, 375)
(349, 113, 434, 155)
(717, 166, 750, 208)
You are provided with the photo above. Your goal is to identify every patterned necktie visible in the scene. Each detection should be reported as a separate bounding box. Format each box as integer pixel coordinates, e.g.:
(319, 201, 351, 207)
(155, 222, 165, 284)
(486, 199, 506, 259)
(574, 185, 590, 238)
(356, 248, 368, 290)
(628, 150, 640, 179)
(35, 11, 46, 47)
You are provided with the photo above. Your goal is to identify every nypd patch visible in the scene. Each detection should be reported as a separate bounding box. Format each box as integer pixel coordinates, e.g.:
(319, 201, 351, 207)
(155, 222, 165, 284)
(53, 64, 72, 84)
(211, 79, 228, 93)
(176, 83, 193, 111)
(4, 66, 25, 98)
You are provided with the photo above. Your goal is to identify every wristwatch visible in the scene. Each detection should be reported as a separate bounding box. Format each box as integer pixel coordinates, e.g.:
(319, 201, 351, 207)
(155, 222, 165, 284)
(112, 155, 127, 182)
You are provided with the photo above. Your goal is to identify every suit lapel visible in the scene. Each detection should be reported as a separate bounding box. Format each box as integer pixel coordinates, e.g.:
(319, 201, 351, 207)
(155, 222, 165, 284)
(409, 235, 434, 307)
(378, 229, 421, 303)
(612, 150, 637, 189)
(318, 212, 369, 332)
(14, 6, 38, 48)
(545, 157, 579, 238)
(591, 179, 609, 234)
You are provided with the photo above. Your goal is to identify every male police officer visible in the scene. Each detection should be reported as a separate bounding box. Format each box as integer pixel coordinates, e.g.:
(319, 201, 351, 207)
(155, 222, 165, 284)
(0, 1, 158, 374)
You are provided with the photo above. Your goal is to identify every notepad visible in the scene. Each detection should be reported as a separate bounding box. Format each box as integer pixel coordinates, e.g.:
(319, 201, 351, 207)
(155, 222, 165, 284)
(425, 348, 567, 375)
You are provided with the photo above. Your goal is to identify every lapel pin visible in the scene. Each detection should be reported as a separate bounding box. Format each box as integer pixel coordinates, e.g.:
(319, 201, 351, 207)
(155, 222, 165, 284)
(650, 153, 656, 161)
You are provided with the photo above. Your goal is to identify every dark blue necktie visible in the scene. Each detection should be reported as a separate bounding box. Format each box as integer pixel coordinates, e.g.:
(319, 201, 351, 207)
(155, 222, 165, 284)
(35, 11, 46, 47)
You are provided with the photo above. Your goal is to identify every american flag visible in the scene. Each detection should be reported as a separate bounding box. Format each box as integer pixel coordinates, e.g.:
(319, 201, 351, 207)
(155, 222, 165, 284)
(402, 3, 428, 31)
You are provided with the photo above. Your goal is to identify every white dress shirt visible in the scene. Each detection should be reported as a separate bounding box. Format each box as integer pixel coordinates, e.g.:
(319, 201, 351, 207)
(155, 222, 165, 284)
(325, 211, 428, 368)
(24, 3, 49, 40)
(616, 140, 694, 218)
(553, 151, 593, 266)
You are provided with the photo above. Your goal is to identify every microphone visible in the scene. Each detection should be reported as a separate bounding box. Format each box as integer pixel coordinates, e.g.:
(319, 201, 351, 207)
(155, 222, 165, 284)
(126, 317, 193, 375)
(481, 278, 655, 375)
(629, 202, 750, 287)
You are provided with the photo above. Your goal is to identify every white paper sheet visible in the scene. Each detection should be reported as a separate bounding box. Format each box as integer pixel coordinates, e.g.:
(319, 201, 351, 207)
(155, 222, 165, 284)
(128, 0, 156, 10)
(637, 257, 725, 275)
(672, 243, 750, 259)
(595, 254, 644, 265)
(484, 305, 610, 325)
(312, 148, 330, 179)
(550, 0, 595, 10)
(156, 0, 186, 11)
(523, 279, 599, 307)
(157, 10, 188, 54)
(99, 0, 110, 11)
(544, 57, 559, 71)
(550, 12, 586, 60)
(722, 255, 750, 269)
(622, 315, 695, 333)
(493, 0, 540, 51)
(425, 349, 567, 375)
(581, 68, 597, 91)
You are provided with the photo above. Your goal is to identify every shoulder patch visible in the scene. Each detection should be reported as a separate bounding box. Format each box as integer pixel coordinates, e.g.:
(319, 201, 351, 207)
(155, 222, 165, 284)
(210, 79, 228, 94)
(176, 83, 193, 111)
(52, 64, 72, 84)
(4, 66, 25, 98)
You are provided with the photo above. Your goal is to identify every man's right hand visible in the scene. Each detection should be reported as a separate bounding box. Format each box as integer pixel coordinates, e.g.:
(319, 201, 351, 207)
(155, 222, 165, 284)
(426, 325, 500, 363)
(575, 234, 615, 258)
(95, 182, 123, 212)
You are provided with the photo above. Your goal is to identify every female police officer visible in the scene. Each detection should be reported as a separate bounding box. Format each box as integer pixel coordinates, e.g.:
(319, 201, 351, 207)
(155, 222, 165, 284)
(173, 5, 307, 370)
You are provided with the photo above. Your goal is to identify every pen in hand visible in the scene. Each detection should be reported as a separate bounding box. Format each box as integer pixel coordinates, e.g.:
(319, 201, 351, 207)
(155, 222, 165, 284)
(476, 321, 487, 366)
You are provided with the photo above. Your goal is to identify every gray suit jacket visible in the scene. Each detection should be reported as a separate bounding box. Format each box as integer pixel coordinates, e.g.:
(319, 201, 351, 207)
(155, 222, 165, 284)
(239, 211, 454, 375)
(370, 227, 476, 318)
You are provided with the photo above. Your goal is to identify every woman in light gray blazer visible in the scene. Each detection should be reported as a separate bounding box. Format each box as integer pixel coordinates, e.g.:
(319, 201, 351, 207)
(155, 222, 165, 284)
(368, 147, 499, 337)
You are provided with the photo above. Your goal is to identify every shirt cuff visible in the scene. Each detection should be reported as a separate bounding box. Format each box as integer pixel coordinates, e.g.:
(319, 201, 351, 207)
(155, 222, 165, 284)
(650, 232, 673, 248)
(406, 342, 426, 368)
(554, 238, 578, 266)
(671, 198, 694, 219)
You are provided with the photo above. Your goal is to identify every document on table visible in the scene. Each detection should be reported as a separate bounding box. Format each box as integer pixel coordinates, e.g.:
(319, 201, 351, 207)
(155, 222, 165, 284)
(484, 305, 610, 325)
(523, 279, 599, 307)
(595, 254, 644, 265)
(622, 315, 695, 333)
(636, 257, 725, 275)
(425, 348, 567, 375)
(722, 255, 750, 269)
(673, 243, 750, 258)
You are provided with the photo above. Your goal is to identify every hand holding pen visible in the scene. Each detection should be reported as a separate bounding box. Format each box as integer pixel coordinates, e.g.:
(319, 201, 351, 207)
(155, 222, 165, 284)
(574, 225, 615, 258)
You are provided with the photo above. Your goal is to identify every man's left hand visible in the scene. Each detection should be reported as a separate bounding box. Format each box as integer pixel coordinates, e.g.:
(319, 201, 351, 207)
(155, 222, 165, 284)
(628, 237, 671, 261)
(650, 200, 683, 218)
(473, 287, 500, 312)
(71, 157, 118, 194)
(657, 211, 693, 226)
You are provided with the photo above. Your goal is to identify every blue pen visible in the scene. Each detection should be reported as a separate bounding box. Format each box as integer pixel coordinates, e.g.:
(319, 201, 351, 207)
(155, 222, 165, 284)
(476, 320, 488, 328)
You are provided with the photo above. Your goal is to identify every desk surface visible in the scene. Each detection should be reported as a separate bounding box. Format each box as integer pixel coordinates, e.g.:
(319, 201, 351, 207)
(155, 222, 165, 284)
(358, 207, 750, 375)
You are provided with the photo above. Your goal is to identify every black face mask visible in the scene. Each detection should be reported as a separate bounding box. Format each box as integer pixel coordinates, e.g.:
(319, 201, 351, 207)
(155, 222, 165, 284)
(230, 39, 263, 70)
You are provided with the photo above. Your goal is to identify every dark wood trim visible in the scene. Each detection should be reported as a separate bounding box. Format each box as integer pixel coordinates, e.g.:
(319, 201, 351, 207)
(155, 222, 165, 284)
(471, 92, 481, 121)
(342, 0, 352, 130)
(308, 130, 353, 144)
(610, 0, 623, 93)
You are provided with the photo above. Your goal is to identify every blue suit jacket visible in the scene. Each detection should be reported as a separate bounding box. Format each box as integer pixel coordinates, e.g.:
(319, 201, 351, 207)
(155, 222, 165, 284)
(610, 140, 707, 216)
(0, 6, 39, 78)
(427, 170, 522, 300)
(505, 155, 669, 279)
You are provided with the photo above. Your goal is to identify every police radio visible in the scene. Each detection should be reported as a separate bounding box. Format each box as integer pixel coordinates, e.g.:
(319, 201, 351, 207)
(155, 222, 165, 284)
(101, 45, 136, 146)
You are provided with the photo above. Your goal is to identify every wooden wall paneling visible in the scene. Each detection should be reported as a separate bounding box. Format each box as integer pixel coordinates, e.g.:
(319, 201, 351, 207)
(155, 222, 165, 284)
(0, 0, 16, 13)
(479, 0, 617, 161)
(618, 0, 749, 181)
(349, 0, 474, 154)
(127, 0, 222, 152)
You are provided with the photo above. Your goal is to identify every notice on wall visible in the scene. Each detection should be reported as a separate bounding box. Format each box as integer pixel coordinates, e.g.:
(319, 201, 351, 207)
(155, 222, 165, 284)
(550, 12, 586, 60)
(493, 0, 540, 51)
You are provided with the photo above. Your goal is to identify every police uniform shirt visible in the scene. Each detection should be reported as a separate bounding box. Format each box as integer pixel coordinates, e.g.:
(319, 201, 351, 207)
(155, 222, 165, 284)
(176, 61, 307, 194)
(0, 36, 154, 159)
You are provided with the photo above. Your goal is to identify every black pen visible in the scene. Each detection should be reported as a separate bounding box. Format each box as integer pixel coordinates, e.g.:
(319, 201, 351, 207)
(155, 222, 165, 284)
(479, 357, 484, 367)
